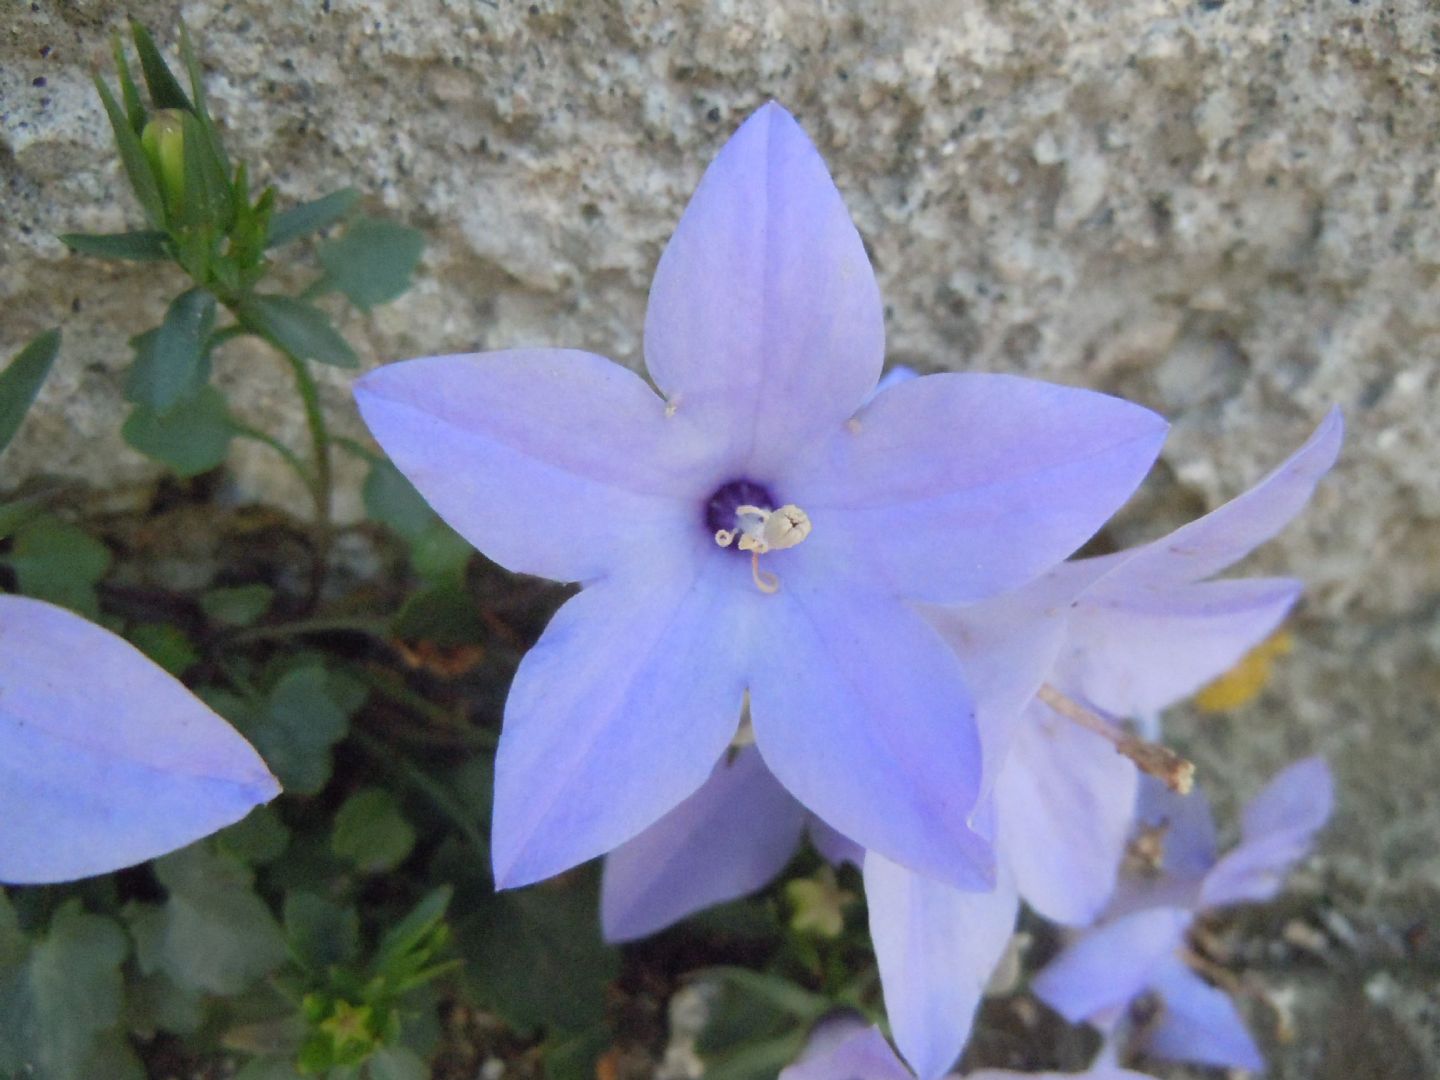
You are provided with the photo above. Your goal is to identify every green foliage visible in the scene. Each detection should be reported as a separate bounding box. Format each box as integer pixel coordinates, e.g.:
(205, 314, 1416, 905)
(268, 189, 359, 248)
(232, 661, 366, 796)
(0, 328, 60, 456)
(124, 288, 217, 413)
(123, 384, 234, 476)
(7, 514, 111, 617)
(201, 582, 275, 627)
(318, 217, 425, 311)
(331, 789, 417, 874)
(239, 294, 359, 368)
(127, 621, 201, 676)
(59, 229, 171, 261)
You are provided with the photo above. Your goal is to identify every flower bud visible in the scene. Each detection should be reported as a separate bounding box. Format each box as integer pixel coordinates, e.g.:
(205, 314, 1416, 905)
(140, 109, 187, 218)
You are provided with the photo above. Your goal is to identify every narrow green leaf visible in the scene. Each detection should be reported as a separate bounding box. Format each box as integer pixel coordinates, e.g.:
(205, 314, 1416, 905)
(109, 35, 147, 133)
(178, 22, 233, 181)
(318, 217, 425, 310)
(94, 75, 164, 226)
(376, 887, 452, 972)
(59, 230, 170, 261)
(125, 289, 216, 413)
(180, 110, 234, 231)
(702, 967, 831, 1021)
(0, 328, 60, 455)
(122, 384, 233, 477)
(129, 20, 192, 111)
(239, 294, 357, 368)
(266, 188, 358, 248)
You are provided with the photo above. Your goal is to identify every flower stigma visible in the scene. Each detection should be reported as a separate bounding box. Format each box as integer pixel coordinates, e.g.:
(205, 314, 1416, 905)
(705, 480, 811, 594)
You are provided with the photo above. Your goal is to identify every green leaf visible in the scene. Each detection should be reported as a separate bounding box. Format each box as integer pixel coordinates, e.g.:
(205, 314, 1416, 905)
(367, 1046, 429, 1080)
(331, 789, 416, 874)
(152, 845, 288, 995)
(123, 383, 233, 476)
(362, 459, 437, 542)
(110, 34, 147, 133)
(178, 22, 232, 180)
(266, 188, 359, 248)
(541, 1024, 613, 1080)
(409, 523, 473, 583)
(94, 75, 164, 226)
(0, 495, 44, 541)
(246, 663, 359, 794)
(214, 805, 290, 866)
(129, 20, 192, 111)
(25, 902, 131, 1080)
(59, 230, 170, 261)
(701, 1031, 809, 1080)
(9, 515, 111, 617)
(125, 288, 216, 413)
(239, 294, 358, 368)
(702, 968, 831, 1022)
(457, 874, 618, 1034)
(200, 582, 274, 627)
(0, 328, 59, 455)
(390, 584, 486, 646)
(128, 621, 200, 675)
(318, 217, 425, 310)
(375, 887, 452, 973)
(180, 108, 235, 231)
(283, 892, 359, 972)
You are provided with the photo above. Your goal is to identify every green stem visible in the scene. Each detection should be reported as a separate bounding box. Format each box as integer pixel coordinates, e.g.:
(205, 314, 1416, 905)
(333, 435, 382, 465)
(282, 349, 333, 606)
(232, 421, 311, 490)
(354, 664, 497, 747)
(226, 614, 391, 645)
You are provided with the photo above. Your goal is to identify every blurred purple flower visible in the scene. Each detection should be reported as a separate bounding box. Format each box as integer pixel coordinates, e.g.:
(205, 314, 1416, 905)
(779, 1014, 1156, 1080)
(355, 103, 1167, 889)
(1031, 757, 1334, 1071)
(0, 594, 280, 884)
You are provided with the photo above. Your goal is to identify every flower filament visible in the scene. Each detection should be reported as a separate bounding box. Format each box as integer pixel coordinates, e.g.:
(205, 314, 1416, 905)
(715, 503, 812, 594)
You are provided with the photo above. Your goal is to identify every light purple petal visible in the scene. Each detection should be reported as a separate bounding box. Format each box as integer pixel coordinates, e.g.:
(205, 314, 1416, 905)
(355, 348, 716, 585)
(1031, 907, 1191, 1023)
(807, 815, 865, 869)
(492, 555, 755, 888)
(1140, 956, 1265, 1071)
(968, 1071, 1157, 1080)
(644, 103, 883, 476)
(748, 570, 993, 891)
(0, 595, 279, 885)
(865, 853, 1019, 1080)
(780, 1018, 914, 1080)
(1057, 577, 1302, 719)
(601, 746, 805, 942)
(1200, 756, 1332, 909)
(997, 702, 1138, 926)
(1134, 776, 1218, 881)
(1098, 408, 1342, 590)
(787, 374, 1168, 604)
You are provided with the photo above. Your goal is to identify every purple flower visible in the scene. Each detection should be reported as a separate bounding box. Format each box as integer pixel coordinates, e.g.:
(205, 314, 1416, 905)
(599, 411, 1339, 1080)
(1031, 757, 1334, 1071)
(0, 594, 280, 884)
(355, 103, 1167, 889)
(779, 1014, 1156, 1080)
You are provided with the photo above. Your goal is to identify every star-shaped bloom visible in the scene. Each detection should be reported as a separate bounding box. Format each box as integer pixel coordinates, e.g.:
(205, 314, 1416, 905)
(355, 103, 1167, 889)
(1031, 757, 1334, 1072)
(596, 407, 1340, 1080)
(0, 594, 280, 884)
(779, 1014, 1156, 1080)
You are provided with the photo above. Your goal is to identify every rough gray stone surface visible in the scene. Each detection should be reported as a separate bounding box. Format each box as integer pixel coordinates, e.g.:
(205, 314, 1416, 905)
(2, 1, 1438, 1075)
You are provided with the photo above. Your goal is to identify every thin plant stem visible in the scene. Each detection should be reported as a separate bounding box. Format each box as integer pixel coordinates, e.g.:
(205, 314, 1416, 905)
(232, 421, 311, 489)
(226, 614, 391, 645)
(282, 349, 333, 607)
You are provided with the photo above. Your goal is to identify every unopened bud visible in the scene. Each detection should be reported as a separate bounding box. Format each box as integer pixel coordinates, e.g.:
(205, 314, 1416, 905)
(141, 109, 186, 217)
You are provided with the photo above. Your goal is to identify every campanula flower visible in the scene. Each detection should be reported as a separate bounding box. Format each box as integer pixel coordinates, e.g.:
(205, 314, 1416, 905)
(355, 103, 1167, 889)
(0, 594, 280, 884)
(779, 1014, 1156, 1080)
(597, 410, 1339, 1079)
(1032, 757, 1334, 1072)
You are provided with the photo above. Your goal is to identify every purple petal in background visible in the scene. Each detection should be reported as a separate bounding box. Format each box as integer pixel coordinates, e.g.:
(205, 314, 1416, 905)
(788, 373, 1168, 604)
(492, 558, 754, 888)
(0, 595, 279, 885)
(997, 703, 1138, 926)
(1100, 408, 1342, 589)
(748, 575, 992, 891)
(1032, 907, 1192, 1023)
(1201, 756, 1333, 908)
(1057, 576, 1302, 720)
(601, 746, 805, 942)
(644, 102, 884, 476)
(355, 348, 711, 585)
(1141, 956, 1265, 1071)
(866, 853, 1020, 1080)
(1133, 775, 1219, 882)
(807, 815, 865, 869)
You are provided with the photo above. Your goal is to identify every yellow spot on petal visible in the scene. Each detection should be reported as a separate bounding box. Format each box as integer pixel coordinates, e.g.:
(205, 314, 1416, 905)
(1195, 630, 1294, 713)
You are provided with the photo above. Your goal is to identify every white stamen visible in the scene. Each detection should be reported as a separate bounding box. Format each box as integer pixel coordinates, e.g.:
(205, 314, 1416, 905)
(713, 502, 812, 593)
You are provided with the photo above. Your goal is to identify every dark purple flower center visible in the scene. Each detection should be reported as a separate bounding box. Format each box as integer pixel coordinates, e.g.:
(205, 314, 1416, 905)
(704, 479, 777, 549)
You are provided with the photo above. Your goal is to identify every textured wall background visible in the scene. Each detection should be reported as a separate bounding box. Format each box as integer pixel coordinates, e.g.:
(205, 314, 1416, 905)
(2, 1, 1438, 1074)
